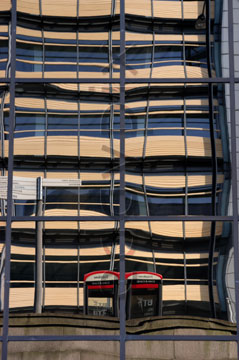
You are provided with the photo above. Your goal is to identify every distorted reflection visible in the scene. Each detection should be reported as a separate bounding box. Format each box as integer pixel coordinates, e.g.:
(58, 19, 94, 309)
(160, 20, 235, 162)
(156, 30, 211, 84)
(16, 0, 120, 78)
(14, 0, 222, 79)
(0, 222, 6, 318)
(0, 0, 234, 332)
(5, 221, 236, 323)
(0, 2, 10, 78)
(9, 221, 119, 312)
(1, 82, 229, 216)
(125, 221, 235, 321)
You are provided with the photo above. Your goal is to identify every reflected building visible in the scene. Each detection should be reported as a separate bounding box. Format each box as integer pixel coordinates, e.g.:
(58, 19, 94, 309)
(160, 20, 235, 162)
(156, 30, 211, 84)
(0, 0, 237, 347)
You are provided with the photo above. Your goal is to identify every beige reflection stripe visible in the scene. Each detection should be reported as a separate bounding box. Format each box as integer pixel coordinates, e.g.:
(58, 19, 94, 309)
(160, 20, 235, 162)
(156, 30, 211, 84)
(163, 285, 218, 302)
(126, 33, 206, 42)
(15, 97, 216, 110)
(0, 0, 11, 11)
(126, 221, 223, 238)
(45, 288, 78, 306)
(41, 0, 119, 17)
(10, 221, 221, 235)
(10, 135, 222, 158)
(9, 288, 35, 308)
(144, 174, 224, 188)
(125, 99, 217, 108)
(9, 285, 218, 307)
(17, 28, 112, 41)
(11, 220, 115, 230)
(126, 66, 212, 78)
(11, 246, 35, 256)
(51, 83, 120, 93)
(125, 0, 213, 19)
(15, 67, 211, 80)
(45, 248, 77, 256)
(15, 71, 119, 79)
(17, 0, 40, 14)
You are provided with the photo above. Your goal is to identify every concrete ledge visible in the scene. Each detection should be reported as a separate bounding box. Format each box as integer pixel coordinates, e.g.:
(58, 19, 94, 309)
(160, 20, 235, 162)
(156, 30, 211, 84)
(0, 314, 237, 359)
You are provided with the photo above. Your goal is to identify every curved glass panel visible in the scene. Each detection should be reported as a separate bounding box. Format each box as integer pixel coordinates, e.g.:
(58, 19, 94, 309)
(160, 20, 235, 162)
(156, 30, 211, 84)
(125, 83, 231, 216)
(125, 221, 236, 328)
(125, 0, 226, 79)
(16, 0, 120, 79)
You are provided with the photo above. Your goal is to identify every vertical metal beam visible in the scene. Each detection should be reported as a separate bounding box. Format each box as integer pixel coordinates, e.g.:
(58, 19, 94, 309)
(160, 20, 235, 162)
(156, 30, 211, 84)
(206, 0, 217, 318)
(1, 0, 16, 358)
(228, 0, 239, 356)
(119, 0, 125, 357)
(34, 177, 43, 313)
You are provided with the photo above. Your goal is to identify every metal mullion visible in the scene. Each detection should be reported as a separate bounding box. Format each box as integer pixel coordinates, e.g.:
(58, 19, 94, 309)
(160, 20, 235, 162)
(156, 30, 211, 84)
(142, 173, 155, 271)
(2, 0, 16, 358)
(76, 2, 81, 303)
(181, 0, 188, 306)
(109, 1, 115, 162)
(76, 0, 80, 163)
(141, 0, 155, 275)
(42, 244, 46, 310)
(142, 0, 155, 161)
(206, 0, 217, 318)
(5, 334, 237, 341)
(1, 87, 7, 224)
(109, 172, 116, 271)
(183, 97, 188, 214)
(3, 78, 239, 83)
(8, 78, 238, 83)
(182, 186, 188, 310)
(9, 215, 234, 221)
(228, 0, 239, 354)
(77, 88, 80, 220)
(39, 0, 44, 78)
(207, 84, 217, 318)
(0, 91, 6, 165)
(42, 169, 47, 216)
(77, 244, 80, 310)
(181, 0, 187, 79)
(43, 93, 48, 163)
(120, 0, 125, 356)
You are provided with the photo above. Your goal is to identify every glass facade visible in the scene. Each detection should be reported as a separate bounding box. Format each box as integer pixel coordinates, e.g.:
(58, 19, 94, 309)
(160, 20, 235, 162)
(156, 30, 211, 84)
(0, 0, 239, 359)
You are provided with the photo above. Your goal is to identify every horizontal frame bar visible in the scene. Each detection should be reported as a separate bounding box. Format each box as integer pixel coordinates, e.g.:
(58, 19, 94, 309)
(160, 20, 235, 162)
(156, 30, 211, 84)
(4, 335, 237, 342)
(3, 216, 235, 221)
(0, 78, 239, 84)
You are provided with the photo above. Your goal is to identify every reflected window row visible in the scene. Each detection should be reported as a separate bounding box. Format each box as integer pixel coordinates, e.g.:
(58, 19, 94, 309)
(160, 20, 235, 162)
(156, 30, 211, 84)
(0, 0, 225, 79)
(0, 82, 231, 216)
(0, 220, 236, 325)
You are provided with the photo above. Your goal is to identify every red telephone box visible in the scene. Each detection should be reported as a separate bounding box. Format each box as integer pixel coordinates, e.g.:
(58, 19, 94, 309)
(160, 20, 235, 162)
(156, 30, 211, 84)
(84, 271, 119, 317)
(126, 271, 163, 319)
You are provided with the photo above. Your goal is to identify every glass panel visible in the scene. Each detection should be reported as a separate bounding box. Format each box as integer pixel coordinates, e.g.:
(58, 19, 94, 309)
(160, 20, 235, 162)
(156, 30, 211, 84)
(0, 221, 6, 335)
(16, 0, 120, 79)
(126, 341, 237, 359)
(0, 85, 9, 218)
(12, 83, 120, 217)
(234, 6, 239, 77)
(125, 83, 231, 216)
(235, 83, 239, 214)
(125, 221, 237, 331)
(9, 221, 119, 335)
(0, 1, 10, 78)
(125, 0, 227, 79)
(8, 342, 120, 359)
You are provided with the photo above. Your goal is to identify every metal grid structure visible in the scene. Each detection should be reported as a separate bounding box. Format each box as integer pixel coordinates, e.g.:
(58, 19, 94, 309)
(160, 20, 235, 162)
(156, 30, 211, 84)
(0, 0, 239, 359)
